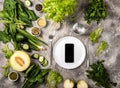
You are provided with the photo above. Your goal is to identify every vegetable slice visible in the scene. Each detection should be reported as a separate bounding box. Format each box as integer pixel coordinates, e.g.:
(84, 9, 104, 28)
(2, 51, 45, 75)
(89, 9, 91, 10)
(25, 0, 31, 7)
(31, 53, 39, 59)
(22, 43, 30, 51)
(39, 56, 45, 63)
(42, 59, 48, 67)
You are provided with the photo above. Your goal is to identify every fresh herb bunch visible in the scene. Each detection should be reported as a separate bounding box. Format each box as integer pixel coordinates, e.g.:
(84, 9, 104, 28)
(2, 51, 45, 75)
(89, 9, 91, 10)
(85, 0, 107, 23)
(42, 0, 76, 22)
(86, 60, 117, 88)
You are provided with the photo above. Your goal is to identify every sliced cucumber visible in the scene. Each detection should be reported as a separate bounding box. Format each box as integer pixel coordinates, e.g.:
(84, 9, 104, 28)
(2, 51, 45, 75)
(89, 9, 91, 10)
(39, 56, 48, 67)
(25, 0, 31, 7)
(42, 59, 48, 67)
(39, 56, 45, 64)
(31, 53, 39, 59)
(22, 43, 30, 51)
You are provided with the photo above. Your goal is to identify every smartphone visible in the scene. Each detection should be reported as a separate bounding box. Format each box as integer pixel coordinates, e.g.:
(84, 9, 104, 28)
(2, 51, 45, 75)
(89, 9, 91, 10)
(65, 44, 74, 63)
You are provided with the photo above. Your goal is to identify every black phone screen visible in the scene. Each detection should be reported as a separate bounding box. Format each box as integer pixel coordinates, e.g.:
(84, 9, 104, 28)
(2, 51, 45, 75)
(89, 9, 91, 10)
(65, 44, 74, 63)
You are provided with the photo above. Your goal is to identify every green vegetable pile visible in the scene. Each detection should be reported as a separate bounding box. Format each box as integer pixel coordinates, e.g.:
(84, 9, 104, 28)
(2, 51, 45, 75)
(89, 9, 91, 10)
(90, 28, 103, 43)
(22, 64, 63, 88)
(84, 0, 107, 23)
(86, 60, 117, 88)
(0, 31, 11, 43)
(42, 0, 76, 22)
(96, 41, 108, 56)
(47, 70, 63, 88)
(0, 0, 46, 50)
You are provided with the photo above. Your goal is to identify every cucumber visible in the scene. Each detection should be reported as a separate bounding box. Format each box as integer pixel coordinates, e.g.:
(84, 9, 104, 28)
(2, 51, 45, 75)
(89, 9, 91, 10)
(39, 56, 48, 67)
(39, 56, 45, 64)
(31, 53, 39, 59)
(21, 43, 30, 51)
(25, 0, 31, 7)
(42, 59, 48, 67)
(25, 64, 35, 77)
(28, 65, 39, 78)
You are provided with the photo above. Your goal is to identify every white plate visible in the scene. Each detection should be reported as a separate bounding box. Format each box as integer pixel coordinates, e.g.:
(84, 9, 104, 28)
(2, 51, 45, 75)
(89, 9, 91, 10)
(53, 36, 86, 69)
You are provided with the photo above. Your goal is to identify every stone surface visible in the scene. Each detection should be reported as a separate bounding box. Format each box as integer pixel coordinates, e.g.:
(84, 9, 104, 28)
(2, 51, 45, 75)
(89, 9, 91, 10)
(0, 0, 120, 88)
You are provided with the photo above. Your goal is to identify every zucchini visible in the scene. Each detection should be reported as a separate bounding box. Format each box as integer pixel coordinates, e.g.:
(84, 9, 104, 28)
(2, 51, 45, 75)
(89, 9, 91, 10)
(31, 53, 39, 59)
(39, 56, 45, 65)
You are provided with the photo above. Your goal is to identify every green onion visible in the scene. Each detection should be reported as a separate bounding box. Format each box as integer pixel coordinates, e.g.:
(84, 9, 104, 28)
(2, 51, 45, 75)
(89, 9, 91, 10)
(17, 28, 47, 45)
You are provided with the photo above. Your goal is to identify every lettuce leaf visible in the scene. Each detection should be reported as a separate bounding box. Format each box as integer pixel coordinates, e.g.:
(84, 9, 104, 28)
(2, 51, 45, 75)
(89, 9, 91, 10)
(42, 0, 76, 22)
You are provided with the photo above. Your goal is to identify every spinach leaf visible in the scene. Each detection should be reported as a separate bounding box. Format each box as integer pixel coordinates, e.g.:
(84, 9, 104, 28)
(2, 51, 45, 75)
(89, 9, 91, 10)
(0, 31, 11, 43)
(26, 10, 38, 21)
(9, 23, 16, 37)
(0, 11, 10, 19)
(3, 0, 16, 11)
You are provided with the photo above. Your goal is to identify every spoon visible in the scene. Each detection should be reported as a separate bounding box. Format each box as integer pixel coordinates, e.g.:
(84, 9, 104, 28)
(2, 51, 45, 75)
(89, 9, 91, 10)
(48, 30, 56, 65)
(48, 22, 61, 66)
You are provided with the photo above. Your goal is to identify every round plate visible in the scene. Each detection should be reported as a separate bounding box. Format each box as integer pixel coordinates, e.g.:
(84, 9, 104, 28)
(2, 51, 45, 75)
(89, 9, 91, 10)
(53, 36, 86, 69)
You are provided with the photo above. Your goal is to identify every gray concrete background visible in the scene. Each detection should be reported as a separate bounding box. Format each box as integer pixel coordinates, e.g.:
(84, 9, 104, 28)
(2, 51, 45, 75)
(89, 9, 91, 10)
(0, 0, 120, 88)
